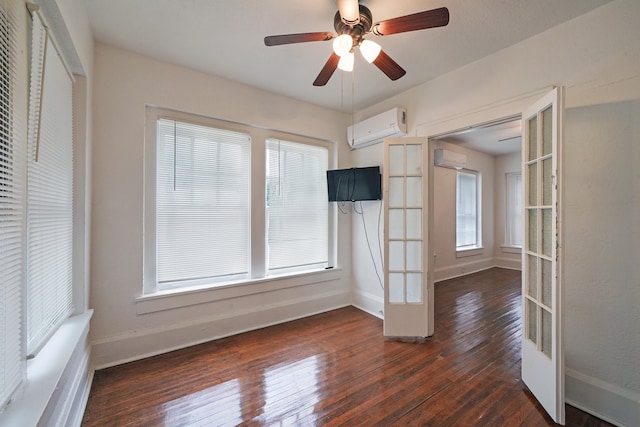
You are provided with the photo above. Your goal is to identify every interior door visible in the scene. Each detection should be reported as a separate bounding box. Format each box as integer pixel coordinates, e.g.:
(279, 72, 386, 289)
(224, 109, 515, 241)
(521, 87, 564, 424)
(383, 137, 432, 338)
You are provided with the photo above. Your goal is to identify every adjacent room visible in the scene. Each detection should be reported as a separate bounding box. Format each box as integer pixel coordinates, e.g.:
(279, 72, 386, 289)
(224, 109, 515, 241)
(1, 0, 638, 425)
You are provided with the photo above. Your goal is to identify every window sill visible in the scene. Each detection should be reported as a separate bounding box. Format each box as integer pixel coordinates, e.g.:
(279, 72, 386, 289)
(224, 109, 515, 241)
(456, 247, 484, 258)
(0, 310, 93, 426)
(136, 267, 342, 315)
(500, 245, 522, 254)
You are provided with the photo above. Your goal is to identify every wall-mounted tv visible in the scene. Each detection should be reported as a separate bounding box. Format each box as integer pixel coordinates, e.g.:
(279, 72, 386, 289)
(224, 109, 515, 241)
(327, 166, 382, 202)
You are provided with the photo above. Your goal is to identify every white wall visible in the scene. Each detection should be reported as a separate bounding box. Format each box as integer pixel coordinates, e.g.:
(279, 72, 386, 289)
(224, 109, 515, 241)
(90, 44, 353, 368)
(494, 152, 522, 270)
(350, 0, 640, 424)
(349, 143, 386, 317)
(432, 142, 495, 282)
(562, 100, 640, 425)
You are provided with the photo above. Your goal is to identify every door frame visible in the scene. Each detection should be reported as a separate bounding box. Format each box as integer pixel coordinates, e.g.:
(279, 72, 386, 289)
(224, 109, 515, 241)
(416, 88, 554, 329)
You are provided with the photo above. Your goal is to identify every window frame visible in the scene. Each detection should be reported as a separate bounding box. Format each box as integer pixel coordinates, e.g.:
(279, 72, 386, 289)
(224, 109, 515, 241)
(143, 107, 336, 301)
(455, 169, 482, 252)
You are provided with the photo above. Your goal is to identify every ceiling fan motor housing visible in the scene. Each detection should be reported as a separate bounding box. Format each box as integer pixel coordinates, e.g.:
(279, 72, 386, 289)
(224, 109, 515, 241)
(334, 5, 373, 47)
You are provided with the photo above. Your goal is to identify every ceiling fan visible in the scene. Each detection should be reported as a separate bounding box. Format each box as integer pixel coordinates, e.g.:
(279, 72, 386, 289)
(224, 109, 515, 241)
(264, 0, 449, 86)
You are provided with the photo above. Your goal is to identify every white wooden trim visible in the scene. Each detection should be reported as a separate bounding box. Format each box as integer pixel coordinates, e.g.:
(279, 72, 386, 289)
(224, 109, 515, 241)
(494, 257, 522, 271)
(433, 258, 494, 283)
(415, 87, 553, 138)
(136, 268, 342, 314)
(566, 368, 640, 427)
(0, 311, 92, 426)
(351, 288, 384, 319)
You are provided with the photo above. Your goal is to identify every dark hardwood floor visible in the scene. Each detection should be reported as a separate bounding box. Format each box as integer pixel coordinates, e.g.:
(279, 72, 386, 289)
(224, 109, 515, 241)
(82, 268, 613, 426)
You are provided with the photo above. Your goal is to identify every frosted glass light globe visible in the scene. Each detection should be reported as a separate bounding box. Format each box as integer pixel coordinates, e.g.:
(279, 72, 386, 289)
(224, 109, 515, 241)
(333, 34, 353, 57)
(360, 40, 381, 63)
(337, 51, 354, 72)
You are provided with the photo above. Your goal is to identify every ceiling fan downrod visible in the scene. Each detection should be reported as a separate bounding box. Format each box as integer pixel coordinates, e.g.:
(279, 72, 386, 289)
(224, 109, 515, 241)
(334, 4, 373, 48)
(336, 0, 360, 26)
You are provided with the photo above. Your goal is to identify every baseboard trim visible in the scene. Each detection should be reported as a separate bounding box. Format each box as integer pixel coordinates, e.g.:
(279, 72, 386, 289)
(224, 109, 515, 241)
(566, 368, 640, 427)
(351, 288, 384, 319)
(92, 289, 349, 369)
(494, 256, 522, 271)
(434, 258, 494, 282)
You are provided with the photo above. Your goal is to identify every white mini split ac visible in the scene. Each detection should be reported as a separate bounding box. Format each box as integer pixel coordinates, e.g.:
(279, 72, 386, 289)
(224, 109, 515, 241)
(434, 149, 467, 169)
(347, 107, 407, 149)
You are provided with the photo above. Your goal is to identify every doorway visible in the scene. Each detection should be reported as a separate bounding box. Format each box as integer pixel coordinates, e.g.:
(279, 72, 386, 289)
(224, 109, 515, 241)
(412, 87, 565, 423)
(428, 116, 523, 283)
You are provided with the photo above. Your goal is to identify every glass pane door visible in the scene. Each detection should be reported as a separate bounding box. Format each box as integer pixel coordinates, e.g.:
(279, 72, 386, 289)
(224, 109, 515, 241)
(521, 88, 564, 424)
(384, 138, 432, 338)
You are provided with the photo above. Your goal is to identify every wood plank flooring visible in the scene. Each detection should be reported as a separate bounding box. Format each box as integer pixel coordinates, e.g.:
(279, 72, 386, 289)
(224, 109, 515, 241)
(82, 268, 613, 426)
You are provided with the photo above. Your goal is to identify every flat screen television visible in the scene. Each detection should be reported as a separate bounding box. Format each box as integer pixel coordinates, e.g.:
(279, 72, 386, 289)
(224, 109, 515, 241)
(327, 166, 382, 202)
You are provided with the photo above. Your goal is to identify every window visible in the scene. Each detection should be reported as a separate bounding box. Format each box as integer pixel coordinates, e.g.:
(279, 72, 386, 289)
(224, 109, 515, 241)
(27, 13, 74, 354)
(1, 0, 25, 408)
(145, 109, 331, 294)
(155, 118, 250, 290)
(1, 2, 74, 408)
(266, 139, 328, 274)
(456, 170, 481, 249)
(505, 172, 523, 247)
(26, 10, 74, 355)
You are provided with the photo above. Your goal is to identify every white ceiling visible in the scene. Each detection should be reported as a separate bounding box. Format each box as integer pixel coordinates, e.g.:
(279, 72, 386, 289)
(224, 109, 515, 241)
(85, 0, 611, 114)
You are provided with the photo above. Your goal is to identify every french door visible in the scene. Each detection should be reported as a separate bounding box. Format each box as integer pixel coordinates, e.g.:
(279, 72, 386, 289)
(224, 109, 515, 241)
(383, 137, 432, 338)
(521, 87, 564, 424)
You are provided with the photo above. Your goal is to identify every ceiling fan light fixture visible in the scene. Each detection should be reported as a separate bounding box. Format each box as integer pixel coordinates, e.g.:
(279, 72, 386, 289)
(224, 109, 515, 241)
(264, 3, 450, 86)
(360, 40, 381, 63)
(337, 51, 354, 72)
(332, 34, 353, 56)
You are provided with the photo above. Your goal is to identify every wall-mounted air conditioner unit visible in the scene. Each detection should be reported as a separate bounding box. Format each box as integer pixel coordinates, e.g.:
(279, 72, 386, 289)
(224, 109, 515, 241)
(434, 149, 467, 169)
(347, 107, 407, 149)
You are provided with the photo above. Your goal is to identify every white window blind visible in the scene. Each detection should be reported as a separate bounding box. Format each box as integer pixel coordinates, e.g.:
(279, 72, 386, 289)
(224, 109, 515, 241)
(266, 139, 328, 273)
(506, 172, 523, 247)
(0, 0, 26, 408)
(26, 11, 74, 354)
(156, 118, 250, 289)
(456, 170, 479, 249)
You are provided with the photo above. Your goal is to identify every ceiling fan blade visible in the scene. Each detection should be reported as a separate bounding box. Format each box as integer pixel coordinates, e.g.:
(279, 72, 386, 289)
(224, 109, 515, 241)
(313, 53, 340, 86)
(264, 32, 334, 46)
(372, 7, 449, 36)
(372, 50, 406, 81)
